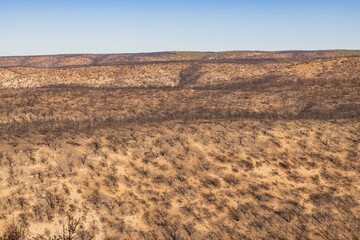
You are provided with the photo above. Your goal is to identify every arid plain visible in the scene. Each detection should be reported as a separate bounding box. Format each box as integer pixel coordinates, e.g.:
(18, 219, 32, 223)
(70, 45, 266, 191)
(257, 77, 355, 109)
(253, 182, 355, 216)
(0, 51, 359, 239)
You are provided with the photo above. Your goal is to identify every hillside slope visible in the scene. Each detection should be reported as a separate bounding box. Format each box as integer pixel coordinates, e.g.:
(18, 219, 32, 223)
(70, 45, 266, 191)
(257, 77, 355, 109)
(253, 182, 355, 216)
(0, 51, 359, 239)
(1, 50, 360, 89)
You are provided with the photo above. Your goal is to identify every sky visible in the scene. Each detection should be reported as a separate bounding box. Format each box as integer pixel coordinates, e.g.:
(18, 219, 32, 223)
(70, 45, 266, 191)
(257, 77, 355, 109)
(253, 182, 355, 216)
(0, 0, 359, 56)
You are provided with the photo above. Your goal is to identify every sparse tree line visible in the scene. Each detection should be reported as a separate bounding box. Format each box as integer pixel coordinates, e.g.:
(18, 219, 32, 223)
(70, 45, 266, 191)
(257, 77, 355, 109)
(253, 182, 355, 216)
(0, 76, 358, 138)
(0, 104, 359, 137)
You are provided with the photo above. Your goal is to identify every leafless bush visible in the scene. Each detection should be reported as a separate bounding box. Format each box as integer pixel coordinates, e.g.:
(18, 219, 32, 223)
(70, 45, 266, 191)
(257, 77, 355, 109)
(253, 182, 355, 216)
(0, 222, 26, 240)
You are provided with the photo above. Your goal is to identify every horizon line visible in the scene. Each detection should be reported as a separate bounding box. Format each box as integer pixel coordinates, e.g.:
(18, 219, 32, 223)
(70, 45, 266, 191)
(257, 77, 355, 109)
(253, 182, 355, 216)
(1, 49, 359, 58)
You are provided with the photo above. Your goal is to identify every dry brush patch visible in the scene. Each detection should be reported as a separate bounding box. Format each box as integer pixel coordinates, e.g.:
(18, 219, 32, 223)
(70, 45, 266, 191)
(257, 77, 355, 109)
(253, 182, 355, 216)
(0, 119, 359, 239)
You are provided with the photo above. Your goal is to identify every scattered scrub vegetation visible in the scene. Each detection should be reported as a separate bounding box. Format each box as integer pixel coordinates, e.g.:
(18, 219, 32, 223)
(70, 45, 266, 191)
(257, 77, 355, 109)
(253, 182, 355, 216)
(0, 51, 359, 239)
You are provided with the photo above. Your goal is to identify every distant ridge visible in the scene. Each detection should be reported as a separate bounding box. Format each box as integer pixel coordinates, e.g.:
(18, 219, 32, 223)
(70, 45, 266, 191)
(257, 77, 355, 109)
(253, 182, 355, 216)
(1, 50, 360, 68)
(0, 50, 360, 89)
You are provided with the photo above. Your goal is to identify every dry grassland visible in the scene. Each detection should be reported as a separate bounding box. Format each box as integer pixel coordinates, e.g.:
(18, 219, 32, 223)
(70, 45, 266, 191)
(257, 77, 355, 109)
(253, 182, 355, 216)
(0, 51, 359, 239)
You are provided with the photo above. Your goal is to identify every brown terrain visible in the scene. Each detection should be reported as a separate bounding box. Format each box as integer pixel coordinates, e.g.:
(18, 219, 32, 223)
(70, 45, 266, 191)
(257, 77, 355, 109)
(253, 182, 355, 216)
(0, 51, 359, 239)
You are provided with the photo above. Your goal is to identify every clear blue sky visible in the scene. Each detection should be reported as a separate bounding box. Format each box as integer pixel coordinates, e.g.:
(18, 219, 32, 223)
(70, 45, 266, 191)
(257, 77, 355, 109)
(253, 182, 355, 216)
(0, 0, 359, 56)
